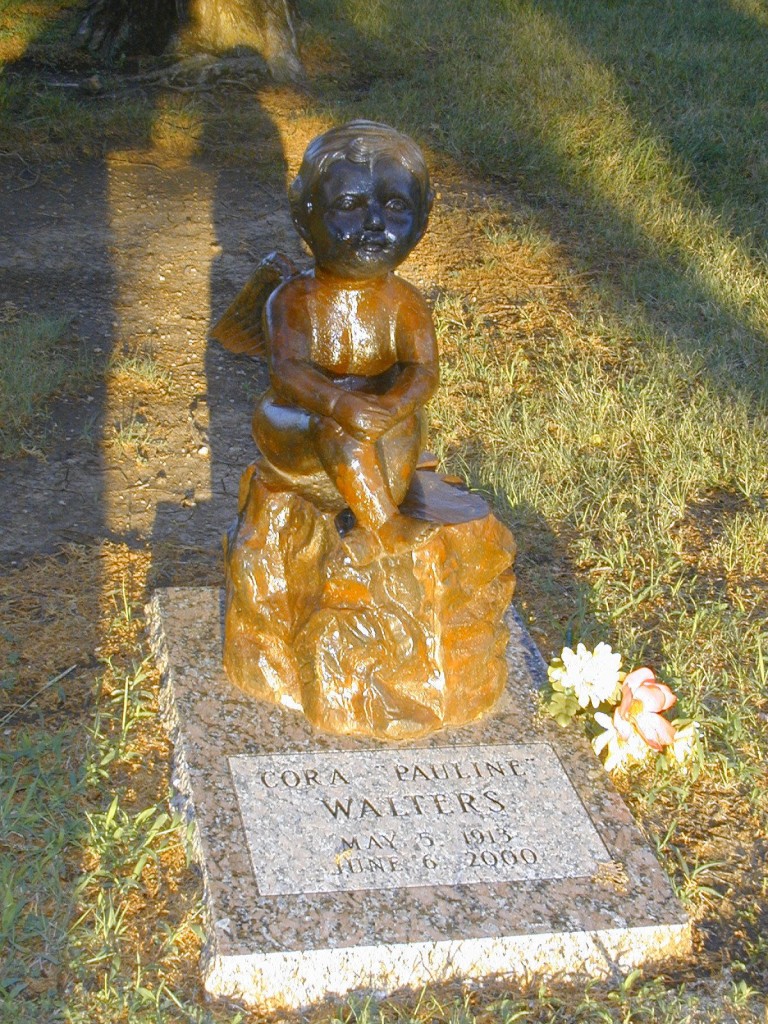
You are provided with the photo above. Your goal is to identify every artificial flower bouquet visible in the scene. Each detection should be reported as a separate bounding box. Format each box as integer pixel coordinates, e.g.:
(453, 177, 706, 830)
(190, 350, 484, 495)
(542, 642, 702, 774)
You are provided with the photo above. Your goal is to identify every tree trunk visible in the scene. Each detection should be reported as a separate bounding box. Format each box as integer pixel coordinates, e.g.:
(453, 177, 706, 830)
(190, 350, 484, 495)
(181, 0, 302, 82)
(76, 0, 303, 82)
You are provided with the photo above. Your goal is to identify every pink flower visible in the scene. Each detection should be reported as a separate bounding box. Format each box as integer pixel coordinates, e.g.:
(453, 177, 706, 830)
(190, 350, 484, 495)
(616, 667, 677, 751)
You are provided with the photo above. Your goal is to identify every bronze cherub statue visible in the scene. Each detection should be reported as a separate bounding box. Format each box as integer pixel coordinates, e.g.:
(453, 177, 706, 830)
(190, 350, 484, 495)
(213, 121, 516, 740)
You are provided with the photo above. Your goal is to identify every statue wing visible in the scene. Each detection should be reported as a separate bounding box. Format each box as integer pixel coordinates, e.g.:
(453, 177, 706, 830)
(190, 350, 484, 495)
(209, 252, 299, 358)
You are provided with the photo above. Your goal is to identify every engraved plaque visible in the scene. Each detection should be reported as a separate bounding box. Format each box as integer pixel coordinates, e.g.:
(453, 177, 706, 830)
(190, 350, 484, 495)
(229, 743, 610, 895)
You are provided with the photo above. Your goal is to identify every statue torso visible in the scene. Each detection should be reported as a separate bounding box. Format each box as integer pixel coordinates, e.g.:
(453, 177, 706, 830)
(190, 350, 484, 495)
(275, 272, 411, 376)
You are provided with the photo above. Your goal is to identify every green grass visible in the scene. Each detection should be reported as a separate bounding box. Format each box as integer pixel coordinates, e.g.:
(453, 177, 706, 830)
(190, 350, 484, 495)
(0, 0, 81, 62)
(0, 68, 158, 158)
(0, 727, 82, 1018)
(0, 312, 94, 457)
(304, 0, 768, 373)
(108, 412, 159, 455)
(0, 1, 288, 162)
(298, 0, 768, 1007)
(0, 576, 207, 1024)
(109, 350, 171, 389)
(0, 0, 163, 158)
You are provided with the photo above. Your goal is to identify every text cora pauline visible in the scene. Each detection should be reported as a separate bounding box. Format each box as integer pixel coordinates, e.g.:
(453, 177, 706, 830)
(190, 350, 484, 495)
(256, 757, 528, 820)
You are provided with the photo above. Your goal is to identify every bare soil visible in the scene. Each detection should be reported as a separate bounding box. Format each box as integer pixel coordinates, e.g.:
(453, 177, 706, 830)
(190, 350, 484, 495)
(0, 114, 296, 576)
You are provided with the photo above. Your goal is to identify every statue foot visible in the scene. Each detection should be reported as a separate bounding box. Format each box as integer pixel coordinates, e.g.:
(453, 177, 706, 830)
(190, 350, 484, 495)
(340, 515, 439, 567)
(339, 525, 383, 566)
(379, 514, 439, 555)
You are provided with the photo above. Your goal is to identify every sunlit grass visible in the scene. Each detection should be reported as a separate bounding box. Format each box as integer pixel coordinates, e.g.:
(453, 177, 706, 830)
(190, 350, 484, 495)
(301, 1, 768, 1008)
(149, 94, 205, 157)
(0, 0, 80, 62)
(109, 350, 171, 388)
(305, 0, 768, 372)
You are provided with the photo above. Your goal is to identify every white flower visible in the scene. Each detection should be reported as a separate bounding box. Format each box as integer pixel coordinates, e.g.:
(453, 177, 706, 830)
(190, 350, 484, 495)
(668, 720, 701, 772)
(551, 642, 622, 709)
(592, 710, 650, 772)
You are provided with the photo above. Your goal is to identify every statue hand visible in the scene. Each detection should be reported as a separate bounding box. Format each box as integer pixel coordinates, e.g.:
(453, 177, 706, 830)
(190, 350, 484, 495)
(332, 392, 395, 441)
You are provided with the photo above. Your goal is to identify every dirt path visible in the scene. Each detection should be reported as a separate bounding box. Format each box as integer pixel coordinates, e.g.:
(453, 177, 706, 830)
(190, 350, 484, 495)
(0, 147, 300, 571)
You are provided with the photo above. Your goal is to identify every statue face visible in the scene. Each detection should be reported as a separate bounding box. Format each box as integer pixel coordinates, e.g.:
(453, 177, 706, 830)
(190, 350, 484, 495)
(302, 156, 428, 280)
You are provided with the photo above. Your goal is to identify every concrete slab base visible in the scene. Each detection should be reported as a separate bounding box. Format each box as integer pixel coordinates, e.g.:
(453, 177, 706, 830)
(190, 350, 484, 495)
(148, 587, 690, 1011)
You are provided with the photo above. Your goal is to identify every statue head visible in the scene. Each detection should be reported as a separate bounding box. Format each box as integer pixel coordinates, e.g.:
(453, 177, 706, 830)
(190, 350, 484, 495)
(289, 120, 434, 280)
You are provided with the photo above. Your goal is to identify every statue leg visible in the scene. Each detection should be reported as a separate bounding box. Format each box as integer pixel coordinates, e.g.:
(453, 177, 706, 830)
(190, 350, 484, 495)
(377, 411, 424, 507)
(313, 416, 398, 531)
(314, 411, 435, 563)
(252, 391, 345, 510)
(253, 391, 318, 473)
(254, 392, 432, 561)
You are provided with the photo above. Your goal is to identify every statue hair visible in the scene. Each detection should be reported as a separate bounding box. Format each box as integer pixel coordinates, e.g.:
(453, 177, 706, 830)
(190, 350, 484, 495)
(289, 120, 432, 226)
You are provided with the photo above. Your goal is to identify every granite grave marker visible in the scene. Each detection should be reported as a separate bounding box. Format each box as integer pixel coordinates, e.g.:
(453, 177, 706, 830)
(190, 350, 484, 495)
(148, 587, 690, 1011)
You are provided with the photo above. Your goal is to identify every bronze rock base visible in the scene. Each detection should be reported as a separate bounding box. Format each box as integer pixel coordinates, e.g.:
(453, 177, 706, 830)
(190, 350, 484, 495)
(223, 463, 516, 740)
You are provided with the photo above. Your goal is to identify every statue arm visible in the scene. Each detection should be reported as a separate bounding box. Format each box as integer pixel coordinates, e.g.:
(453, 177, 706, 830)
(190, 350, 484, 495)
(272, 345, 401, 440)
(380, 360, 438, 417)
(378, 290, 439, 419)
(270, 353, 344, 419)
